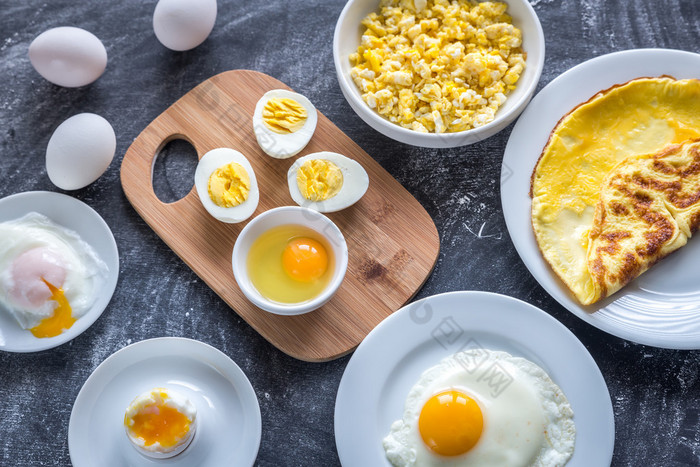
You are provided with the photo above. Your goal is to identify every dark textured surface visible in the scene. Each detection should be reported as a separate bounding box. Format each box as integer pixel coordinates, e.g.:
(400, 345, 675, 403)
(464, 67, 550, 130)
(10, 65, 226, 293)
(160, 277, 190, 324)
(1, 0, 699, 466)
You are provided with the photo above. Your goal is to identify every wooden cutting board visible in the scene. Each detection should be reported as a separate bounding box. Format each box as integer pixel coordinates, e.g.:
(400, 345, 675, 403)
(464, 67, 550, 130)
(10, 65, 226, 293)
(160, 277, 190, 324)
(121, 70, 439, 361)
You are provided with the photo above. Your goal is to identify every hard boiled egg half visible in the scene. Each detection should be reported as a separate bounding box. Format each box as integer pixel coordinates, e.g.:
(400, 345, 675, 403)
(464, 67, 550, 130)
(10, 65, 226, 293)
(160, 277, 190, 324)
(287, 152, 369, 213)
(253, 90, 318, 159)
(194, 148, 259, 223)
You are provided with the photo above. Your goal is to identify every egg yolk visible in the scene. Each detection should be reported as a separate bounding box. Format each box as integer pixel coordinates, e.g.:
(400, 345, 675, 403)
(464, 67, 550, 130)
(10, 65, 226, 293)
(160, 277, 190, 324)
(126, 399, 191, 448)
(30, 280, 75, 338)
(207, 162, 250, 208)
(418, 390, 483, 457)
(281, 237, 328, 282)
(296, 159, 344, 202)
(262, 97, 307, 134)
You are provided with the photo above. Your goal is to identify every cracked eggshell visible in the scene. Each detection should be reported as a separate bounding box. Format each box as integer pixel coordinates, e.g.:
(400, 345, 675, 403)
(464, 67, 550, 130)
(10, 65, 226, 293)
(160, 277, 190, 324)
(29, 27, 107, 88)
(46, 113, 116, 190)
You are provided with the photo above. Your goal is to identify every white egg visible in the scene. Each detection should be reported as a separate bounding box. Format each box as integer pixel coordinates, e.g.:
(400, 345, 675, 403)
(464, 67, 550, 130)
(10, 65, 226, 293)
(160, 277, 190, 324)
(28, 27, 107, 88)
(287, 152, 369, 213)
(253, 90, 318, 159)
(0, 212, 108, 331)
(153, 0, 217, 51)
(194, 148, 259, 223)
(383, 349, 575, 467)
(46, 113, 116, 191)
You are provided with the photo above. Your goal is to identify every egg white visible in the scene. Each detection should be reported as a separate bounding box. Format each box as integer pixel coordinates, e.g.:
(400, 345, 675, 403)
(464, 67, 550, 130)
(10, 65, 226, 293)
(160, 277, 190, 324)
(383, 349, 575, 467)
(0, 212, 108, 329)
(194, 148, 259, 223)
(287, 152, 369, 213)
(252, 89, 318, 159)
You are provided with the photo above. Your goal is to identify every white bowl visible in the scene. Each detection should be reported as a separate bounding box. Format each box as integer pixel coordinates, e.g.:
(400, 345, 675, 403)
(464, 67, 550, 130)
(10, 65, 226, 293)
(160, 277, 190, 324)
(333, 0, 545, 148)
(231, 206, 349, 315)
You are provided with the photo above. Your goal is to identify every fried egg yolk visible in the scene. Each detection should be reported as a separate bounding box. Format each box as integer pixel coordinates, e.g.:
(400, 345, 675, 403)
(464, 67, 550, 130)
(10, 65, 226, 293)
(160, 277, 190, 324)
(262, 97, 308, 134)
(418, 390, 484, 457)
(125, 395, 192, 448)
(207, 162, 250, 208)
(296, 159, 344, 202)
(282, 237, 328, 282)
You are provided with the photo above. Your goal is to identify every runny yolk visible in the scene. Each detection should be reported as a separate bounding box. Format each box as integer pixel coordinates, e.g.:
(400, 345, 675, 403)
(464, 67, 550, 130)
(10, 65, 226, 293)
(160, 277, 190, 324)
(30, 280, 75, 338)
(281, 237, 328, 282)
(418, 390, 483, 457)
(127, 400, 191, 448)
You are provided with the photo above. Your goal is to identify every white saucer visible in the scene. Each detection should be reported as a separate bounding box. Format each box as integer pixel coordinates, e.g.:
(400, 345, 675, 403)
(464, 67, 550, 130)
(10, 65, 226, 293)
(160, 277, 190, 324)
(0, 191, 119, 352)
(501, 49, 700, 349)
(68, 337, 262, 467)
(335, 291, 614, 467)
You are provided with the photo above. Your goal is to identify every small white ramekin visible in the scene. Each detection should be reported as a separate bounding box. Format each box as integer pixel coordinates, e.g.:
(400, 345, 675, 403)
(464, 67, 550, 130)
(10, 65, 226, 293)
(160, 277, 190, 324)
(231, 206, 349, 315)
(333, 0, 545, 148)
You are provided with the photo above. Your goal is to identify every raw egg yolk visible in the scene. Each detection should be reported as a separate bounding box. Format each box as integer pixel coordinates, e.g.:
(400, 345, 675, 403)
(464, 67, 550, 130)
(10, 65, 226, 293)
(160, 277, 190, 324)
(262, 97, 307, 134)
(281, 237, 328, 282)
(208, 162, 250, 208)
(30, 280, 75, 338)
(296, 159, 344, 202)
(418, 390, 483, 457)
(126, 399, 191, 448)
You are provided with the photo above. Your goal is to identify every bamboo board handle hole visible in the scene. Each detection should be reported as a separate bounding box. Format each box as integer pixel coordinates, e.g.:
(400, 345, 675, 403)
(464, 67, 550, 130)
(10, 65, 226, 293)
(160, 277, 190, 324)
(151, 135, 199, 204)
(121, 70, 440, 360)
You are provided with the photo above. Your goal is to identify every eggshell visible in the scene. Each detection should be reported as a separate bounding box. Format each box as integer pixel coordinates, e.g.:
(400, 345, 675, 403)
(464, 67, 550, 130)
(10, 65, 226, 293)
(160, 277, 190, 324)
(153, 0, 217, 51)
(28, 27, 107, 88)
(46, 113, 116, 190)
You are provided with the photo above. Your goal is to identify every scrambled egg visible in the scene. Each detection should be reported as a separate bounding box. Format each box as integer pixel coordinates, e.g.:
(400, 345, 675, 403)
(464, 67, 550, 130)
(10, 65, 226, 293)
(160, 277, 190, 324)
(208, 162, 250, 208)
(349, 0, 525, 133)
(262, 97, 308, 134)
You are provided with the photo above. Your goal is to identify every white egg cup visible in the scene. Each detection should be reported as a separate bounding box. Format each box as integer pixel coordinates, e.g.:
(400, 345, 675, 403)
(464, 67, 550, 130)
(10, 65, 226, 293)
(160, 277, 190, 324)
(232, 206, 348, 316)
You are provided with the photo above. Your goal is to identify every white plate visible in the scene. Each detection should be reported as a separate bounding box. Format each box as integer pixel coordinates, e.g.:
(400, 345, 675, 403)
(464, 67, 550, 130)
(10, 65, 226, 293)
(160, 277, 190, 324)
(0, 191, 119, 352)
(501, 48, 700, 349)
(69, 337, 262, 467)
(335, 291, 614, 467)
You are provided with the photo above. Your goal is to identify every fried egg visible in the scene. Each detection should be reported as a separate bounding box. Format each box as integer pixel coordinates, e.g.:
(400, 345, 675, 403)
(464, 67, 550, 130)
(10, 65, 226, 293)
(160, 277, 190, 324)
(0, 212, 108, 337)
(194, 147, 259, 223)
(531, 76, 700, 304)
(287, 152, 369, 213)
(383, 349, 575, 467)
(252, 89, 318, 159)
(124, 387, 197, 459)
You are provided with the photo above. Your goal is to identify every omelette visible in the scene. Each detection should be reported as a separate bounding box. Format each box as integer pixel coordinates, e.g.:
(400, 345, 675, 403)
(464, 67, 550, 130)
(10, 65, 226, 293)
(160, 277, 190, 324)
(531, 77, 700, 305)
(588, 139, 700, 301)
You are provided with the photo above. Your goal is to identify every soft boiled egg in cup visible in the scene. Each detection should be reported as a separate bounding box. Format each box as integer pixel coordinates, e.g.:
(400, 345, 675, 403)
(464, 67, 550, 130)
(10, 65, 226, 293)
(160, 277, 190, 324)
(252, 89, 318, 159)
(194, 148, 259, 223)
(124, 387, 197, 459)
(287, 152, 369, 213)
(232, 206, 348, 315)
